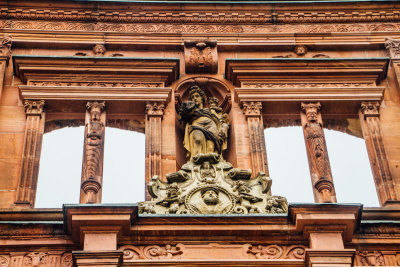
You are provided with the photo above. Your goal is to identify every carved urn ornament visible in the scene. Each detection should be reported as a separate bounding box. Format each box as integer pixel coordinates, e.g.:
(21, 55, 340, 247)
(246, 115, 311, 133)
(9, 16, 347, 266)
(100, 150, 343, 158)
(139, 85, 288, 215)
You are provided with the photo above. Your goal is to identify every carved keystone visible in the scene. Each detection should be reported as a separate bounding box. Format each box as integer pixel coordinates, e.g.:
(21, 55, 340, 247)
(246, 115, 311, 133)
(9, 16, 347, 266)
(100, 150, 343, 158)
(184, 40, 218, 74)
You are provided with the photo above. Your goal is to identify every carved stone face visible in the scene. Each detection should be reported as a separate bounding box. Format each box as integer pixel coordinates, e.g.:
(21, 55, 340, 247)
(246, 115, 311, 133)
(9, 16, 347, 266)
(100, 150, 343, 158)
(190, 92, 203, 108)
(202, 189, 219, 205)
(306, 108, 318, 123)
(90, 107, 101, 121)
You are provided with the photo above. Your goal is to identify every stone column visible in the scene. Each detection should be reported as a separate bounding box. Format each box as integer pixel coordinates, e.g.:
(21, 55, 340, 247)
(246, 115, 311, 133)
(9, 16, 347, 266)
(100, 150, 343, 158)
(359, 101, 398, 205)
(0, 36, 11, 100)
(80, 101, 106, 204)
(300, 102, 337, 203)
(242, 101, 269, 177)
(145, 101, 165, 200)
(14, 100, 45, 208)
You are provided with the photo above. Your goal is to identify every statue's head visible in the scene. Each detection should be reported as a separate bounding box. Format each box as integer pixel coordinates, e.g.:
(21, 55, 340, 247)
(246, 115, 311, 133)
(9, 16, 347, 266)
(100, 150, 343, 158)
(201, 188, 219, 205)
(188, 85, 207, 108)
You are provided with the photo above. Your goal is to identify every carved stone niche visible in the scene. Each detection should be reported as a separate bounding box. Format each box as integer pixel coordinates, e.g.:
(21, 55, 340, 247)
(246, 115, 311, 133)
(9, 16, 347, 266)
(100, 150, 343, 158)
(184, 41, 218, 74)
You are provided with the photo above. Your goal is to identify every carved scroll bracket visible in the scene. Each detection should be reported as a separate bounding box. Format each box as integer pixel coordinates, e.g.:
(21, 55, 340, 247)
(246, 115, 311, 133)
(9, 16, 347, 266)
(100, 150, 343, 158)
(14, 100, 45, 208)
(145, 101, 166, 200)
(300, 102, 337, 203)
(184, 40, 217, 74)
(242, 101, 269, 177)
(80, 101, 106, 204)
(360, 101, 398, 205)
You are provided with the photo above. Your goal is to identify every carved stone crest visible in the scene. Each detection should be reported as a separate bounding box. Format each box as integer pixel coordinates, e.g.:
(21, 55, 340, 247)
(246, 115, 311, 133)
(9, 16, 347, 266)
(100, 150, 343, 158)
(184, 40, 218, 74)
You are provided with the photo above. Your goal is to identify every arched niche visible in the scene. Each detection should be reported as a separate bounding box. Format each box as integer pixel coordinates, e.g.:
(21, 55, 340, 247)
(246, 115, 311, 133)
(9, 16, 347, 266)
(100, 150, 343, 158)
(173, 76, 233, 168)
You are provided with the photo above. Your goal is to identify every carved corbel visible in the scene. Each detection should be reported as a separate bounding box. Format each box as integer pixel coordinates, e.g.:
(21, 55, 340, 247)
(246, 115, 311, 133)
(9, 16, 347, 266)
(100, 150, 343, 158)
(300, 102, 337, 203)
(184, 40, 218, 74)
(14, 100, 45, 208)
(80, 101, 106, 204)
(145, 101, 166, 200)
(360, 101, 398, 205)
(242, 101, 269, 177)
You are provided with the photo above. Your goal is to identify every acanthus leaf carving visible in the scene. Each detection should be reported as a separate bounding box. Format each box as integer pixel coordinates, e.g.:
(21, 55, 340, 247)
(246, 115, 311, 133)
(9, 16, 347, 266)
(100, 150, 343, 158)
(243, 101, 262, 117)
(120, 245, 183, 261)
(24, 100, 45, 116)
(361, 101, 380, 117)
(246, 245, 307, 260)
(145, 101, 166, 117)
(386, 37, 400, 59)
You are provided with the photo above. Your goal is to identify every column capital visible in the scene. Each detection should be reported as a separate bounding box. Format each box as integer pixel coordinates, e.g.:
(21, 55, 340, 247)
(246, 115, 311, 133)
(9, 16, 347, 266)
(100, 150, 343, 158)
(361, 101, 380, 118)
(301, 101, 321, 114)
(145, 101, 166, 117)
(24, 100, 45, 116)
(86, 100, 106, 112)
(242, 101, 262, 117)
(0, 36, 12, 61)
(385, 37, 400, 59)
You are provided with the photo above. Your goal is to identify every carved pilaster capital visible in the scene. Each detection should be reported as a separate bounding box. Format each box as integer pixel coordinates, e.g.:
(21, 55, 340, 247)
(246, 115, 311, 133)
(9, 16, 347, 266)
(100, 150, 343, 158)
(301, 102, 322, 124)
(243, 101, 262, 117)
(361, 101, 380, 118)
(385, 37, 400, 59)
(145, 101, 166, 117)
(24, 100, 45, 116)
(0, 36, 12, 61)
(184, 40, 218, 74)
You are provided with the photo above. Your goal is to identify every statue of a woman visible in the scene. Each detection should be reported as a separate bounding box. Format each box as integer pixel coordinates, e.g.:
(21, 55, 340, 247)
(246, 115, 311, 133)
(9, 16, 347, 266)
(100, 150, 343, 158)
(180, 85, 229, 160)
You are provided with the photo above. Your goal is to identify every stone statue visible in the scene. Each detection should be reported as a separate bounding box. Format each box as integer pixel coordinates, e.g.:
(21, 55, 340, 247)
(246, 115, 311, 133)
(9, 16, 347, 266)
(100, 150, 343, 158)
(180, 85, 229, 160)
(138, 84, 288, 215)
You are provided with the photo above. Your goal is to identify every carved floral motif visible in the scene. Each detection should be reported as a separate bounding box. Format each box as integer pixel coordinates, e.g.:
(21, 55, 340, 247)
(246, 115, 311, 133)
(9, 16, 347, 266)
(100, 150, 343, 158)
(4, 20, 400, 34)
(385, 37, 400, 58)
(247, 245, 306, 260)
(120, 245, 183, 261)
(145, 102, 166, 117)
(241, 82, 374, 88)
(24, 100, 45, 116)
(184, 41, 217, 74)
(243, 101, 262, 116)
(60, 253, 72, 267)
(29, 81, 163, 87)
(23, 253, 47, 267)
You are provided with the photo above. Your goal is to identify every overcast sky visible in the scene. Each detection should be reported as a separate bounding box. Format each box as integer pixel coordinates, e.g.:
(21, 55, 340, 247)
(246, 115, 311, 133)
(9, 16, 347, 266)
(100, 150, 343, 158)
(35, 126, 379, 208)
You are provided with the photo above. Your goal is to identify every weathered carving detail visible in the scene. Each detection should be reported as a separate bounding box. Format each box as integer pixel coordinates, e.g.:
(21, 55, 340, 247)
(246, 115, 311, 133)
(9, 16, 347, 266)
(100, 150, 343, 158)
(24, 100, 45, 116)
(294, 45, 308, 56)
(357, 251, 385, 266)
(386, 37, 400, 58)
(120, 245, 183, 261)
(29, 81, 163, 87)
(301, 102, 336, 203)
(80, 101, 106, 204)
(145, 102, 166, 117)
(243, 101, 262, 116)
(23, 252, 48, 267)
(60, 253, 73, 267)
(360, 101, 398, 204)
(92, 44, 106, 56)
(184, 41, 217, 74)
(0, 36, 11, 60)
(0, 256, 10, 267)
(241, 82, 374, 88)
(247, 245, 306, 260)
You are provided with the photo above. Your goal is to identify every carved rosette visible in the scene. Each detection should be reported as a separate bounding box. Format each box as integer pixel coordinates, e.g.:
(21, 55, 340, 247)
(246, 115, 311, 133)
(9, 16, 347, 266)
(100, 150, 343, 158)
(60, 253, 73, 267)
(300, 102, 336, 203)
(81, 101, 106, 204)
(184, 40, 217, 74)
(385, 37, 400, 59)
(0, 256, 9, 267)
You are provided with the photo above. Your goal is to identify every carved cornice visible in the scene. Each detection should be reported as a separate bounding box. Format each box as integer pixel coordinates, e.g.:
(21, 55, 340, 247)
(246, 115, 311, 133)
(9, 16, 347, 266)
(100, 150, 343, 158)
(0, 5, 399, 25)
(243, 101, 262, 117)
(24, 100, 45, 116)
(361, 101, 380, 118)
(145, 101, 166, 117)
(385, 37, 400, 59)
(241, 82, 375, 88)
(2, 20, 400, 35)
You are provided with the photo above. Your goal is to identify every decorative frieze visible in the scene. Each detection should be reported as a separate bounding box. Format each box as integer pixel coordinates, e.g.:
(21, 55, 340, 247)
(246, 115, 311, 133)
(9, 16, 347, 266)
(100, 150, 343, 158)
(29, 81, 163, 87)
(184, 40, 217, 74)
(80, 101, 106, 204)
(241, 82, 375, 88)
(300, 102, 337, 203)
(14, 100, 46, 208)
(357, 251, 385, 266)
(360, 102, 398, 205)
(247, 245, 306, 260)
(242, 101, 269, 177)
(145, 101, 165, 200)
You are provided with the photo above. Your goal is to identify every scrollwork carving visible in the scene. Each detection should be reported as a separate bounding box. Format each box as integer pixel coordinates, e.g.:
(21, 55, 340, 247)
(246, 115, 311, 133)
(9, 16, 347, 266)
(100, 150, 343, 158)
(184, 40, 217, 74)
(247, 245, 306, 260)
(0, 256, 9, 267)
(119, 245, 183, 261)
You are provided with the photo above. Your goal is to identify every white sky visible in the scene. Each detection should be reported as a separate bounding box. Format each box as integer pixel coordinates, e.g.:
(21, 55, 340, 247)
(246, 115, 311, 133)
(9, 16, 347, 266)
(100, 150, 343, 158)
(35, 126, 379, 208)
